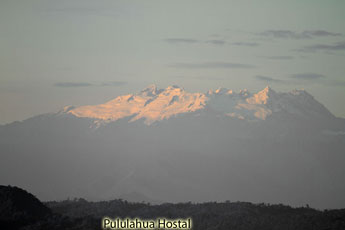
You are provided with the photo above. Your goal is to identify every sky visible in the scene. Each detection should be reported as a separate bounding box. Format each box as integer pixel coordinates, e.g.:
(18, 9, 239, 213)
(0, 0, 345, 124)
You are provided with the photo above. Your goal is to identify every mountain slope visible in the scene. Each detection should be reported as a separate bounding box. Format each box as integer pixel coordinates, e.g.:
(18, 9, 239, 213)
(0, 85, 344, 209)
(66, 85, 335, 125)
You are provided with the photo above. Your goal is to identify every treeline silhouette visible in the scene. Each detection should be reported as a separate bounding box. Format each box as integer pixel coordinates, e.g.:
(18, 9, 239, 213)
(1, 185, 345, 230)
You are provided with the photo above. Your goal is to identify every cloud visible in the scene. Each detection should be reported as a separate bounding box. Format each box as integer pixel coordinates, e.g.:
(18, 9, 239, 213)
(163, 38, 199, 44)
(259, 30, 342, 39)
(209, 34, 221, 37)
(163, 38, 257, 46)
(205, 40, 226, 45)
(262, 56, 294, 60)
(54, 82, 93, 87)
(163, 38, 258, 47)
(290, 73, 326, 80)
(42, 5, 122, 18)
(327, 80, 345, 87)
(256, 73, 343, 87)
(46, 7, 108, 14)
(101, 81, 127, 86)
(232, 42, 259, 47)
(298, 41, 345, 52)
(255, 73, 327, 85)
(54, 81, 127, 88)
(170, 62, 255, 69)
(164, 38, 226, 45)
(172, 75, 225, 80)
(255, 75, 286, 83)
(303, 30, 342, 37)
(259, 30, 309, 39)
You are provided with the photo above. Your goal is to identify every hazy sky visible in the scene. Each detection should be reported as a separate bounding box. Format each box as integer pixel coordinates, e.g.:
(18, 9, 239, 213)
(1, 0, 345, 124)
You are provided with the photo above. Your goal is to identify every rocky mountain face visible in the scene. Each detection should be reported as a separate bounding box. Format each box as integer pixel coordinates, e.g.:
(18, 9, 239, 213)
(0, 86, 344, 209)
(65, 85, 335, 125)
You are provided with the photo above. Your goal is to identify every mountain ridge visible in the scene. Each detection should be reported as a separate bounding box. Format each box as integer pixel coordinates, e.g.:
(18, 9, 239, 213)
(1, 85, 344, 208)
(63, 85, 335, 125)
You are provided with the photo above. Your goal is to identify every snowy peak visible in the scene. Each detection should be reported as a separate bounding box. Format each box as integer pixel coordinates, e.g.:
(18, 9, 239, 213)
(138, 84, 161, 97)
(66, 85, 334, 125)
(246, 86, 277, 105)
(207, 87, 234, 96)
(69, 85, 207, 125)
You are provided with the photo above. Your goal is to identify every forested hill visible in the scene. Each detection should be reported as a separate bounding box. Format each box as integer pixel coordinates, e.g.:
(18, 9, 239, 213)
(46, 199, 345, 230)
(1, 185, 345, 230)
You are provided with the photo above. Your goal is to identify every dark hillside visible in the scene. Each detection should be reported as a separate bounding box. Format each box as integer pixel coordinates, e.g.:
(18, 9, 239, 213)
(1, 185, 345, 230)
(0, 185, 51, 229)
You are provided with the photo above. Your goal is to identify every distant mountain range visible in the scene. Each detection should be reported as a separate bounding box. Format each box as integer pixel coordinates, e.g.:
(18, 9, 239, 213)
(63, 85, 335, 126)
(1, 86, 344, 209)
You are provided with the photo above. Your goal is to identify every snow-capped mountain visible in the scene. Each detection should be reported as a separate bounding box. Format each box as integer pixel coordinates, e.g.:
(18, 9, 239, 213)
(1, 85, 344, 209)
(64, 85, 334, 125)
(66, 85, 207, 125)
